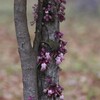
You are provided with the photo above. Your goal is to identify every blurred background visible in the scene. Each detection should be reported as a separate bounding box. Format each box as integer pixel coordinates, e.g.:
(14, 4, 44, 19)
(0, 0, 100, 100)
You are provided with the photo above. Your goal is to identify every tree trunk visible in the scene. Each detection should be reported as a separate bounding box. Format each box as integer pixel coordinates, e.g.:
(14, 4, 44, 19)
(14, 0, 38, 100)
(36, 0, 60, 100)
(14, 0, 61, 100)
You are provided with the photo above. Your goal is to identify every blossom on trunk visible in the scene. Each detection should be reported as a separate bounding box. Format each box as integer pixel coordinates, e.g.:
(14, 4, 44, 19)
(60, 94, 64, 100)
(41, 63, 47, 71)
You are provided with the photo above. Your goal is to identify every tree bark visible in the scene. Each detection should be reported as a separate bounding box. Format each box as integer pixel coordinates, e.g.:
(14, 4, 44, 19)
(37, 0, 60, 100)
(14, 0, 38, 100)
(14, 0, 60, 100)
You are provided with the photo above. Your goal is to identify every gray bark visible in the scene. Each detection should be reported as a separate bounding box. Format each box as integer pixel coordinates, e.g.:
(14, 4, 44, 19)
(14, 0, 60, 100)
(14, 0, 38, 100)
(37, 0, 60, 100)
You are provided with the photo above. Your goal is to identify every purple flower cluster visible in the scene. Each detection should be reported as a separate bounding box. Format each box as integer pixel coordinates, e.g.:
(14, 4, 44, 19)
(33, 1, 67, 100)
(58, 5, 66, 22)
(37, 31, 67, 71)
(59, 40, 67, 54)
(32, 0, 66, 23)
(43, 77, 64, 100)
(37, 48, 51, 72)
(37, 31, 67, 99)
(43, 4, 53, 22)
(55, 31, 67, 65)
(54, 0, 66, 22)
(55, 31, 63, 38)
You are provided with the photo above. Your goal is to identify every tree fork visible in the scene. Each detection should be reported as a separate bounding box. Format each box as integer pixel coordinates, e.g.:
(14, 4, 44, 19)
(14, 0, 38, 100)
(14, 0, 66, 100)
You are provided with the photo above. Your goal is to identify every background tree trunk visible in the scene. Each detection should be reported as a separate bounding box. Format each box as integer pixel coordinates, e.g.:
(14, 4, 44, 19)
(14, 0, 38, 100)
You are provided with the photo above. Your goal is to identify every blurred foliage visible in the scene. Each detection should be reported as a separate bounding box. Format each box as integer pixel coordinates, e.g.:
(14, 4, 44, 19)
(0, 0, 100, 100)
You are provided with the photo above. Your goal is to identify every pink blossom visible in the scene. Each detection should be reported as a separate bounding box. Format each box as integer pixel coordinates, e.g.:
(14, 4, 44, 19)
(41, 63, 47, 71)
(58, 13, 65, 22)
(45, 52, 51, 60)
(56, 56, 62, 65)
(60, 94, 64, 100)
(55, 31, 63, 38)
(43, 89, 47, 93)
(59, 53, 64, 60)
(48, 89, 53, 96)
(45, 10, 49, 14)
